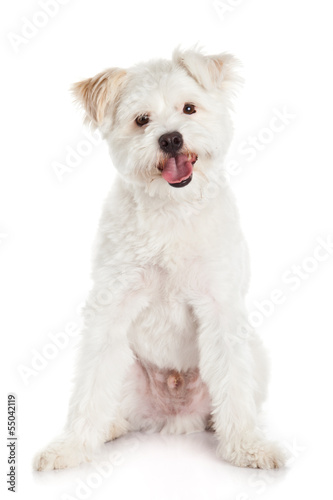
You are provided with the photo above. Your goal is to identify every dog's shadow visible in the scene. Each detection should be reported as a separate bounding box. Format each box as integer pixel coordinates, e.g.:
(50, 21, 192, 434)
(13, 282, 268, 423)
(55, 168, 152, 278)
(32, 431, 290, 499)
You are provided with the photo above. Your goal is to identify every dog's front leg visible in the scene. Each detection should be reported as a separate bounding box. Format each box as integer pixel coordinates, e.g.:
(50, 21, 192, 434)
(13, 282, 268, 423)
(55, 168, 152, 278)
(34, 275, 151, 471)
(194, 296, 285, 469)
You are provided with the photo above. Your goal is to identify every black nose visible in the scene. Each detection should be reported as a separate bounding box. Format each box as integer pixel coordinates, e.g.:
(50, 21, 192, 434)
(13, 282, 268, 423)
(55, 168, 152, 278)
(158, 131, 183, 154)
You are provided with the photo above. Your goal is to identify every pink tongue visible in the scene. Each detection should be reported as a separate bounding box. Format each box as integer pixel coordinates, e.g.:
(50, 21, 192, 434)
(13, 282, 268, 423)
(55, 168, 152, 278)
(161, 154, 193, 183)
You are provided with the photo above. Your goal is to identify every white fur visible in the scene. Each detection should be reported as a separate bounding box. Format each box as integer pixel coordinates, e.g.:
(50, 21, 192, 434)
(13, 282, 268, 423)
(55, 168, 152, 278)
(33, 48, 285, 471)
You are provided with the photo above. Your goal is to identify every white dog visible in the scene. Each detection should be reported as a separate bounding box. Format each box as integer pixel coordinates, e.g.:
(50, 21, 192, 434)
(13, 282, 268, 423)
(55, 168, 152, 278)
(34, 48, 285, 471)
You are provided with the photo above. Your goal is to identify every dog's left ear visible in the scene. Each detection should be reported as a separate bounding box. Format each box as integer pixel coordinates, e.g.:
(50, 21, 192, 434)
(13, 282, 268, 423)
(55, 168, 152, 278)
(71, 68, 127, 126)
(173, 49, 242, 93)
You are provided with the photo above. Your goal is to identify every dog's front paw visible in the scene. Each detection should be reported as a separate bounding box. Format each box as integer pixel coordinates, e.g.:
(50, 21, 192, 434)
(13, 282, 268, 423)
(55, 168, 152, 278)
(219, 438, 286, 469)
(33, 437, 88, 471)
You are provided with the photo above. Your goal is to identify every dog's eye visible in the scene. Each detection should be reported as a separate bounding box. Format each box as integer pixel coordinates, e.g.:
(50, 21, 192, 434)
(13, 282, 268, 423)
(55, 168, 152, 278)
(183, 103, 196, 115)
(135, 114, 149, 127)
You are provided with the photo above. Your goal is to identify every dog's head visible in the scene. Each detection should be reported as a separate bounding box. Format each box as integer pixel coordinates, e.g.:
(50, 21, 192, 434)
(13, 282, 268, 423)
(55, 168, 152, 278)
(72, 49, 241, 200)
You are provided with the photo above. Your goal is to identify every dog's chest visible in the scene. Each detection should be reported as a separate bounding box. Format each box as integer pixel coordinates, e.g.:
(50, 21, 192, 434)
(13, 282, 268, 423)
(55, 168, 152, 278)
(125, 212, 221, 370)
(137, 210, 217, 271)
(127, 268, 200, 371)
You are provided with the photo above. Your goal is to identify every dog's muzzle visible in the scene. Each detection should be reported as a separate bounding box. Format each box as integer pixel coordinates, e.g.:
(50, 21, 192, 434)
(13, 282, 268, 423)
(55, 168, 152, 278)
(158, 132, 197, 188)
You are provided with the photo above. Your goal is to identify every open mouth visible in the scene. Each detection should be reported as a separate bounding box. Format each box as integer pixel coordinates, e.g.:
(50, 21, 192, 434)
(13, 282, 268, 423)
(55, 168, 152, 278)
(159, 153, 197, 188)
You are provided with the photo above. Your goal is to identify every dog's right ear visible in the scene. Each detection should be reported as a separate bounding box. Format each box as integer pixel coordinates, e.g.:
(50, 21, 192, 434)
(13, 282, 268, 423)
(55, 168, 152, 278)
(71, 68, 127, 127)
(173, 48, 242, 95)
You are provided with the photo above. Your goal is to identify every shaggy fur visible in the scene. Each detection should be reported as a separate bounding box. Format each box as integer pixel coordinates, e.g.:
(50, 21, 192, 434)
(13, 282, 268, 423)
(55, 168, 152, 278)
(34, 48, 285, 471)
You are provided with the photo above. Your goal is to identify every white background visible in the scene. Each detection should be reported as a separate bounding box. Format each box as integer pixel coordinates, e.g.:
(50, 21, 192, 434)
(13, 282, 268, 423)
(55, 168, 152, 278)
(1, 0, 333, 499)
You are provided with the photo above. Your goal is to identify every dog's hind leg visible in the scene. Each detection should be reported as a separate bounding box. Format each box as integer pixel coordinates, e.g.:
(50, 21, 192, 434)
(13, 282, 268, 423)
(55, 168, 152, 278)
(33, 269, 156, 471)
(105, 413, 130, 442)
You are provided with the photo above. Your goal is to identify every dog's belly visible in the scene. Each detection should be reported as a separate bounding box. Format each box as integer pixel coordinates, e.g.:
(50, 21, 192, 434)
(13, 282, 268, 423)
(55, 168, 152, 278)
(128, 358, 211, 421)
(127, 294, 200, 371)
(124, 273, 212, 426)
